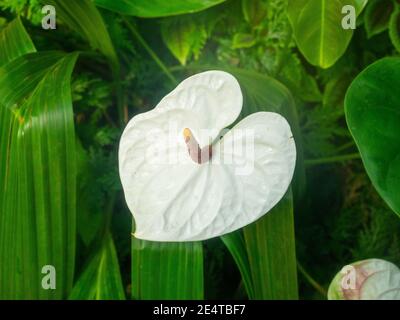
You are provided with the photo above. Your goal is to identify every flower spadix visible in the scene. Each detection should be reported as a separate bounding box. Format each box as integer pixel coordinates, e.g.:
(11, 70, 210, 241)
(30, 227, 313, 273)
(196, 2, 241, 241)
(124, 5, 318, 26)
(328, 259, 400, 300)
(119, 71, 296, 241)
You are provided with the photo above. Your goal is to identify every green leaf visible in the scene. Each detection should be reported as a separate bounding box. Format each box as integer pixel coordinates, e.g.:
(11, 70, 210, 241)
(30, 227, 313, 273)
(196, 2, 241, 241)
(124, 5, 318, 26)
(323, 72, 352, 108)
(242, 0, 268, 26)
(69, 233, 125, 300)
(95, 0, 227, 18)
(389, 9, 400, 52)
(132, 238, 203, 299)
(232, 33, 257, 49)
(45, 0, 118, 69)
(161, 18, 196, 66)
(0, 19, 36, 299)
(221, 232, 255, 299)
(365, 0, 395, 38)
(0, 51, 78, 299)
(279, 54, 322, 103)
(288, 0, 368, 68)
(243, 191, 298, 299)
(0, 18, 35, 65)
(345, 57, 400, 216)
(43, 0, 124, 121)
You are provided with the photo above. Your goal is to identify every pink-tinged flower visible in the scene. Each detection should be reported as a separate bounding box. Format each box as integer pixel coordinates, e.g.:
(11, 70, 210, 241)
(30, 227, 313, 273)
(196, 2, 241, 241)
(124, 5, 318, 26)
(328, 259, 400, 300)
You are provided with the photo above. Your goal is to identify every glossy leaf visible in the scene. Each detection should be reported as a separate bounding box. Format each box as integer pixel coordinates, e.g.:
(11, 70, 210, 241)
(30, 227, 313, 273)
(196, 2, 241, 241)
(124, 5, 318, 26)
(132, 239, 203, 299)
(345, 57, 400, 215)
(389, 9, 400, 52)
(365, 0, 394, 38)
(69, 233, 125, 300)
(288, 0, 368, 68)
(95, 0, 227, 18)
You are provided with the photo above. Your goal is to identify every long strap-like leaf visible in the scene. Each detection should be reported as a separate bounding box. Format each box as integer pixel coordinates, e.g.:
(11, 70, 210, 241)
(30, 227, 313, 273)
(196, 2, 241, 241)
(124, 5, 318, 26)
(69, 232, 125, 300)
(0, 19, 79, 299)
(132, 237, 204, 299)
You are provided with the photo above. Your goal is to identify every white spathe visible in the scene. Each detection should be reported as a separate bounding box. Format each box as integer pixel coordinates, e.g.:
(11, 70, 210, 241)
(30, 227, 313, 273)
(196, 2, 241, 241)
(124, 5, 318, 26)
(119, 71, 296, 241)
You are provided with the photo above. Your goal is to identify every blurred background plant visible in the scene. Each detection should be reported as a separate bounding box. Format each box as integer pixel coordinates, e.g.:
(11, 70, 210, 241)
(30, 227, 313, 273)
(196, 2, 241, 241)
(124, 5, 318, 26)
(0, 0, 399, 300)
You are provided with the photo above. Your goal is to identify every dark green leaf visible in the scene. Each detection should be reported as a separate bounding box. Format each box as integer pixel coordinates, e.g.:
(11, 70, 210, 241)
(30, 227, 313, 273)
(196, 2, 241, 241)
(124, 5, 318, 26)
(45, 0, 118, 69)
(365, 0, 395, 38)
(95, 0, 227, 18)
(389, 9, 400, 52)
(221, 231, 254, 299)
(345, 57, 400, 216)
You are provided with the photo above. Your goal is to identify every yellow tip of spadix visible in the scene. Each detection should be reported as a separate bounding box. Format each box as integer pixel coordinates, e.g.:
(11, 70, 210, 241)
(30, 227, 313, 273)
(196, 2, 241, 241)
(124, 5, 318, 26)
(183, 128, 192, 140)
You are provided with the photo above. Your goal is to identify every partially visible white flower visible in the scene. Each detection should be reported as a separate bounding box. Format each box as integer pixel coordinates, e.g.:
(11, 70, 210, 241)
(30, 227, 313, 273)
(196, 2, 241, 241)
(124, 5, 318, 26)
(328, 259, 400, 300)
(119, 71, 296, 242)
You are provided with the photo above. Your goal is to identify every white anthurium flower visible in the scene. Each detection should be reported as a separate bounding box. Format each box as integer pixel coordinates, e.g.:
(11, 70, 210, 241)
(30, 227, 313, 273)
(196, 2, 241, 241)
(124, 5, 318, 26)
(328, 259, 400, 300)
(119, 71, 296, 242)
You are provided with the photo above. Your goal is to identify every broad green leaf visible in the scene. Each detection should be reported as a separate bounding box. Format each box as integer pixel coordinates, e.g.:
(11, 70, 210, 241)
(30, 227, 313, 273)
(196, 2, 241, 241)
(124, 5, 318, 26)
(232, 33, 257, 49)
(365, 0, 394, 38)
(69, 233, 125, 300)
(132, 238, 203, 299)
(389, 9, 400, 52)
(243, 191, 298, 299)
(242, 0, 268, 27)
(288, 0, 368, 68)
(45, 0, 118, 69)
(345, 57, 400, 216)
(95, 0, 227, 18)
(0, 52, 78, 299)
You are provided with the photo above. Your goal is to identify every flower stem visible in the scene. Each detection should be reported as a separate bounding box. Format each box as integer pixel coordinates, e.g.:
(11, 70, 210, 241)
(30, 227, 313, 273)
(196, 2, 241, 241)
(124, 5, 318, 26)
(297, 261, 327, 298)
(305, 153, 360, 167)
(123, 17, 178, 85)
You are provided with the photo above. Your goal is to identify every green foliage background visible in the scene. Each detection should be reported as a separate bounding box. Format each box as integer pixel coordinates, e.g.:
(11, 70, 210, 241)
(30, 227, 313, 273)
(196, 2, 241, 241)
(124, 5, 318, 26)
(0, 0, 400, 300)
